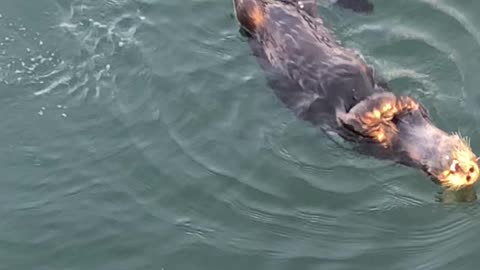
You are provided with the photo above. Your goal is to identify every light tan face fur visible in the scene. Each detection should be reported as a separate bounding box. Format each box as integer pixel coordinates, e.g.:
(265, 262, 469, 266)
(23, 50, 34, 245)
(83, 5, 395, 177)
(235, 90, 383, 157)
(435, 134, 479, 190)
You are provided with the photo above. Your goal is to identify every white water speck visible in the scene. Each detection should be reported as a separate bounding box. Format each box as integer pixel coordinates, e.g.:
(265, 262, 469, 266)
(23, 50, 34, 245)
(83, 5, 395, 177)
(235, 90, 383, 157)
(39, 40, 43, 46)
(38, 106, 46, 116)
(26, 48, 31, 53)
(61, 113, 67, 118)
(95, 86, 100, 98)
(152, 109, 160, 120)
(118, 41, 124, 47)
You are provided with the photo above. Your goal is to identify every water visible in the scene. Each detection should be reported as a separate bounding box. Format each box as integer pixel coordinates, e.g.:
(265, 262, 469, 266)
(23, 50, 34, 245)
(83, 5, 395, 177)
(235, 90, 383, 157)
(2, 0, 480, 269)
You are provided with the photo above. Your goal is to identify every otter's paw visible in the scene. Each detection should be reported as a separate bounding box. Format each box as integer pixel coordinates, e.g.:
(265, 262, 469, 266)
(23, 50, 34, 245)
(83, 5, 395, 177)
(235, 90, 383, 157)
(337, 93, 420, 147)
(337, 107, 395, 147)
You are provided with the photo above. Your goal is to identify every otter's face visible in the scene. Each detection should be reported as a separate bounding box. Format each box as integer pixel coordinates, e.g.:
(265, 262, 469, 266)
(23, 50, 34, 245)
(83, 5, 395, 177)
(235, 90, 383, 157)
(391, 109, 479, 191)
(430, 134, 479, 190)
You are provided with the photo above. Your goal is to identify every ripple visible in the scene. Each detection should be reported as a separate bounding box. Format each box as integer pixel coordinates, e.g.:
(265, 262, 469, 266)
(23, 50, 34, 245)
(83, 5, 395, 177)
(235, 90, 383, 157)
(347, 23, 464, 97)
(0, 0, 152, 109)
(421, 0, 480, 48)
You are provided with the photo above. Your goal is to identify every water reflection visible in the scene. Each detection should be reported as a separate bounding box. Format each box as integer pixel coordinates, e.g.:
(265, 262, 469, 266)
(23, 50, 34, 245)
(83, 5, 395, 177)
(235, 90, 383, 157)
(437, 186, 477, 203)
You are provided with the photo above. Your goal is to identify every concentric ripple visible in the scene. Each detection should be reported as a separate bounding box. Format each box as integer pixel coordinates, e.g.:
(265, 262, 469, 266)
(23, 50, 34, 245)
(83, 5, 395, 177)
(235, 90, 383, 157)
(118, 0, 480, 269)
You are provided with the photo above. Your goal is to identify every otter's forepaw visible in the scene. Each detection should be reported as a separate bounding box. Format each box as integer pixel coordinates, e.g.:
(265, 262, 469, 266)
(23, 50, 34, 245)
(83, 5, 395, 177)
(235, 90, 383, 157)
(337, 108, 396, 147)
(337, 93, 420, 147)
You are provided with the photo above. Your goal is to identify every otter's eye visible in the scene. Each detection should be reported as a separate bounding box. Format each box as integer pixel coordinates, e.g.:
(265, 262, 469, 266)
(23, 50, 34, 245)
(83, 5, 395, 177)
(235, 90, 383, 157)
(467, 176, 472, 182)
(470, 167, 475, 173)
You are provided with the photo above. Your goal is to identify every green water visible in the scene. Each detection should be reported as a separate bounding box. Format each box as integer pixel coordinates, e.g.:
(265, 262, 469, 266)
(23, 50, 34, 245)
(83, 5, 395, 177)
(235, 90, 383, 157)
(2, 0, 480, 269)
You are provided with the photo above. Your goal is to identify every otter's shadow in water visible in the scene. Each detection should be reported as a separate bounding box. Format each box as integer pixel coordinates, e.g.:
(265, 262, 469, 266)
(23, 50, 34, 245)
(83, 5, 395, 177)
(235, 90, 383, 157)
(436, 187, 478, 203)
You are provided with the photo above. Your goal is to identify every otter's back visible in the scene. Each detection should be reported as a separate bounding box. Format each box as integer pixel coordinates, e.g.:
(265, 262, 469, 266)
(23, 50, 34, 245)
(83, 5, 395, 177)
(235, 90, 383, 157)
(235, 0, 381, 127)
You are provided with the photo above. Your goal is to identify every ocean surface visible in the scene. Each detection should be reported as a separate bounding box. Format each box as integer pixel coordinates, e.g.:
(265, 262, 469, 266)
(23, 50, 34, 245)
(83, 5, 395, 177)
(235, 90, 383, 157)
(2, 0, 480, 269)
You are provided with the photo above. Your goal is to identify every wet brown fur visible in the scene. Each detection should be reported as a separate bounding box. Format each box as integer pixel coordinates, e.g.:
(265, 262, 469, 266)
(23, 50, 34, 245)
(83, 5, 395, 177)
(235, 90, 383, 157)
(232, 0, 480, 191)
(234, 0, 266, 33)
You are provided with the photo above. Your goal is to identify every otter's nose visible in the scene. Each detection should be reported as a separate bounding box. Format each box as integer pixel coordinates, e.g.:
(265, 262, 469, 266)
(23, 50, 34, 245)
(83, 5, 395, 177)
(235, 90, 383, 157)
(465, 164, 479, 184)
(466, 175, 472, 183)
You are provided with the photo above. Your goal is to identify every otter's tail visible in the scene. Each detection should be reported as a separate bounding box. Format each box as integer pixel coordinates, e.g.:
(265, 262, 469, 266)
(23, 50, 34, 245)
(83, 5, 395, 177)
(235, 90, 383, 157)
(334, 0, 374, 14)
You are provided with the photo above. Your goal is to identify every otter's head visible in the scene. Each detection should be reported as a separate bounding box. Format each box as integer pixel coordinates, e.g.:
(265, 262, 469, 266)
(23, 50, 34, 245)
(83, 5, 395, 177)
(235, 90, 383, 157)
(393, 109, 480, 191)
(338, 92, 480, 191)
(427, 133, 479, 190)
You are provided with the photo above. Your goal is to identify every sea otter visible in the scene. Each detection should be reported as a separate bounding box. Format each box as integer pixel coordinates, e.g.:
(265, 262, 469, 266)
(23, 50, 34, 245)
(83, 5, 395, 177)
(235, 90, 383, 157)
(233, 0, 480, 191)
